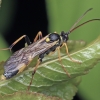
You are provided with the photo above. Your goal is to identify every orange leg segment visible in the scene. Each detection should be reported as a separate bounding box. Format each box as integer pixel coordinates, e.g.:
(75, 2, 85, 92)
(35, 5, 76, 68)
(57, 47, 70, 77)
(34, 31, 43, 42)
(0, 35, 27, 51)
(27, 59, 41, 91)
(63, 43, 80, 63)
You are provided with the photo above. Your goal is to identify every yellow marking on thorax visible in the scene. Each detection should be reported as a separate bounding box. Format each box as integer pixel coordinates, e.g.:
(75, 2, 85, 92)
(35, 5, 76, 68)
(46, 38, 50, 42)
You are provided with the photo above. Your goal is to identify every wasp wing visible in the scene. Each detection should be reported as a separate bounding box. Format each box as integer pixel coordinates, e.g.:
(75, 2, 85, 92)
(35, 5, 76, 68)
(4, 34, 57, 73)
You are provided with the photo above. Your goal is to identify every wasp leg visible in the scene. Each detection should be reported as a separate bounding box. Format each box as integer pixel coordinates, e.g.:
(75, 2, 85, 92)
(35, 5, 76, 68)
(45, 45, 70, 77)
(9, 35, 31, 50)
(27, 51, 46, 91)
(57, 47, 70, 77)
(63, 43, 80, 63)
(27, 59, 41, 91)
(0, 35, 31, 51)
(34, 31, 43, 42)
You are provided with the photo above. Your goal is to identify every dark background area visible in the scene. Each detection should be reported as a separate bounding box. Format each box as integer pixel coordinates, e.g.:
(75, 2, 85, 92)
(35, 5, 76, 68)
(3, 0, 48, 52)
(3, 0, 82, 100)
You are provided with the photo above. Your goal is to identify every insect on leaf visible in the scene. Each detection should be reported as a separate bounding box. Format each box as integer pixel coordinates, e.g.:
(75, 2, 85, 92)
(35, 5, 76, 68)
(0, 37, 100, 100)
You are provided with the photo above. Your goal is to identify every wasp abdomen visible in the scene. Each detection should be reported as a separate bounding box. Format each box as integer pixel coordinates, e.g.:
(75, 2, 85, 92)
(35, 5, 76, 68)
(1, 70, 19, 80)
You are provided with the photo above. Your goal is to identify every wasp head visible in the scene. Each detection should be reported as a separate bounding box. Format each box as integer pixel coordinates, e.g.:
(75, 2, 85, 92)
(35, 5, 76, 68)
(60, 31, 69, 42)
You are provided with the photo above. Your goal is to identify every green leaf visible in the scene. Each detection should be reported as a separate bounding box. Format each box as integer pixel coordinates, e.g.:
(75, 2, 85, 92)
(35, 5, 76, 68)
(0, 37, 99, 100)
(0, 92, 61, 100)
(0, 0, 1, 7)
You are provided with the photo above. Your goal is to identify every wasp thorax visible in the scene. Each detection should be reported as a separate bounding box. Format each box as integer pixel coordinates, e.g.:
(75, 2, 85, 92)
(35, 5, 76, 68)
(46, 33, 60, 43)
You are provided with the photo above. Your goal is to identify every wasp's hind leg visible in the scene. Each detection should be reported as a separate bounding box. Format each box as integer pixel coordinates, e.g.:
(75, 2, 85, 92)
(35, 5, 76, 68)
(0, 35, 31, 51)
(9, 35, 31, 50)
(9, 31, 43, 50)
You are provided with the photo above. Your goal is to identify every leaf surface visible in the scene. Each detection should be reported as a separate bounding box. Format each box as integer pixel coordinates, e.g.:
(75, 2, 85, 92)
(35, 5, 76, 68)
(0, 38, 99, 100)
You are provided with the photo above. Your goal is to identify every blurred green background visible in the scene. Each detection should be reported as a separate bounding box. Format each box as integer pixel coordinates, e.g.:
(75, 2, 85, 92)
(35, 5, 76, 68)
(0, 0, 100, 100)
(46, 1, 100, 100)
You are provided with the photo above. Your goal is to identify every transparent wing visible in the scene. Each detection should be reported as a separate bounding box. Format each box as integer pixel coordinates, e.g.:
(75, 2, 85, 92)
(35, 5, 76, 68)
(4, 34, 57, 72)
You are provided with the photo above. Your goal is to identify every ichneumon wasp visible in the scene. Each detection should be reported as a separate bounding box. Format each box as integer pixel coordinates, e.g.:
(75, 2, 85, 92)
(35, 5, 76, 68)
(0, 8, 100, 91)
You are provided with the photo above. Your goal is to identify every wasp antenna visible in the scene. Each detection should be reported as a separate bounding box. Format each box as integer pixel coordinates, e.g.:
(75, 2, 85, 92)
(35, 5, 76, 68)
(70, 19, 100, 33)
(69, 8, 93, 33)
